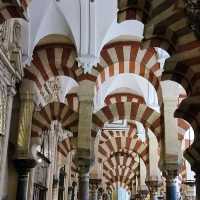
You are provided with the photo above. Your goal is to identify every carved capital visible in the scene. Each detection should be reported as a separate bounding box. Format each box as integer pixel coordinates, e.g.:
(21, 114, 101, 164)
(14, 158, 37, 175)
(76, 55, 99, 73)
(90, 179, 101, 191)
(0, 20, 24, 80)
(146, 179, 162, 196)
(163, 169, 178, 184)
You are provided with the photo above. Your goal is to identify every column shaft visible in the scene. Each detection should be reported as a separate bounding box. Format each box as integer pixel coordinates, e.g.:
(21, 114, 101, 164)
(15, 159, 36, 200)
(196, 173, 200, 200)
(52, 178, 59, 200)
(166, 178, 177, 200)
(0, 87, 15, 198)
(16, 172, 29, 200)
(68, 186, 73, 200)
(79, 172, 89, 200)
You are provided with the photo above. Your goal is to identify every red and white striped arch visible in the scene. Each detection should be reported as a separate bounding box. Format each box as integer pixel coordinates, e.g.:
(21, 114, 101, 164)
(105, 172, 138, 192)
(117, 0, 151, 23)
(31, 102, 79, 137)
(97, 42, 161, 77)
(57, 137, 74, 157)
(178, 118, 191, 140)
(0, 0, 28, 24)
(98, 136, 149, 164)
(104, 93, 145, 105)
(94, 42, 162, 104)
(64, 93, 79, 112)
(103, 153, 139, 181)
(25, 44, 78, 97)
(117, 1, 200, 96)
(104, 172, 137, 190)
(179, 161, 187, 181)
(99, 123, 137, 144)
(145, 1, 200, 95)
(92, 102, 162, 140)
(107, 181, 134, 193)
(175, 97, 199, 134)
(104, 93, 190, 140)
(20, 0, 30, 9)
(103, 153, 138, 172)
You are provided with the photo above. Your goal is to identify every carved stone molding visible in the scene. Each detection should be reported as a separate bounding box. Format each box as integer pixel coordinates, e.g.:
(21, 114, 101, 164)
(77, 55, 99, 73)
(0, 19, 24, 83)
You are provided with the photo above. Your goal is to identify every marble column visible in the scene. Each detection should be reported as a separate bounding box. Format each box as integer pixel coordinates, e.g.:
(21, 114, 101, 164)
(97, 188, 103, 200)
(161, 95, 180, 200)
(164, 170, 178, 200)
(68, 186, 73, 200)
(72, 181, 77, 200)
(76, 81, 94, 200)
(0, 85, 15, 199)
(195, 171, 200, 200)
(79, 170, 90, 200)
(14, 159, 37, 200)
(52, 177, 59, 200)
(130, 183, 136, 200)
(14, 90, 36, 200)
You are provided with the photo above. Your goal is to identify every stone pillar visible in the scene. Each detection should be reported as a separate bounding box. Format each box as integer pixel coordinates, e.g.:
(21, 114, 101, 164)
(76, 80, 95, 200)
(72, 181, 77, 200)
(146, 180, 162, 200)
(130, 183, 136, 200)
(0, 85, 16, 199)
(162, 97, 180, 166)
(161, 96, 181, 200)
(195, 171, 200, 200)
(68, 186, 73, 200)
(14, 90, 36, 200)
(14, 159, 37, 200)
(97, 188, 103, 200)
(138, 158, 148, 198)
(52, 177, 59, 200)
(78, 166, 90, 200)
(164, 170, 178, 200)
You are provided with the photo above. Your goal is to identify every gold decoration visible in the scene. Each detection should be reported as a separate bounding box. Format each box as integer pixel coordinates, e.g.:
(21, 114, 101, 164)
(17, 92, 34, 157)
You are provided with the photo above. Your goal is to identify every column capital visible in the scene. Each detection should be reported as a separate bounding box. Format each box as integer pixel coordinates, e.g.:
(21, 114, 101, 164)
(7, 84, 16, 97)
(76, 55, 99, 73)
(146, 179, 163, 188)
(90, 178, 101, 189)
(146, 179, 162, 198)
(163, 169, 178, 185)
(137, 189, 149, 199)
(76, 153, 91, 175)
(14, 158, 37, 175)
(72, 181, 77, 187)
(68, 186, 73, 192)
(53, 176, 59, 189)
